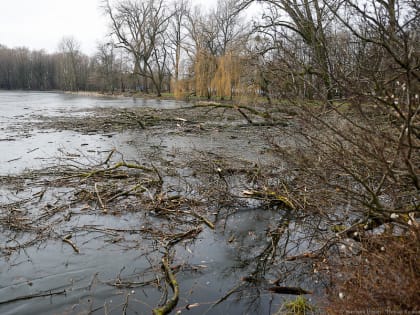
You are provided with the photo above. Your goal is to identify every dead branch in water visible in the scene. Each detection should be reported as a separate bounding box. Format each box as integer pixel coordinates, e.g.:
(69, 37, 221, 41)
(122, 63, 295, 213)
(153, 256, 180, 315)
(193, 102, 271, 124)
(94, 182, 107, 212)
(266, 286, 312, 295)
(121, 110, 146, 129)
(80, 161, 153, 179)
(0, 289, 67, 305)
(242, 189, 295, 210)
(62, 234, 80, 253)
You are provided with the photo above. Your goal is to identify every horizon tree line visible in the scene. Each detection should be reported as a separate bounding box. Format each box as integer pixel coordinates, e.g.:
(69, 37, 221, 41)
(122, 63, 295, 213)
(0, 0, 418, 103)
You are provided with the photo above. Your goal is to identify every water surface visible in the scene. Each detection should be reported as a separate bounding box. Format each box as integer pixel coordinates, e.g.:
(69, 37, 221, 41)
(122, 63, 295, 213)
(0, 91, 319, 314)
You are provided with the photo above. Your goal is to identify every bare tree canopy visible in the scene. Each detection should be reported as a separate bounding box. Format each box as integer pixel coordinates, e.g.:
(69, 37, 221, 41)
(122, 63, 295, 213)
(102, 0, 172, 96)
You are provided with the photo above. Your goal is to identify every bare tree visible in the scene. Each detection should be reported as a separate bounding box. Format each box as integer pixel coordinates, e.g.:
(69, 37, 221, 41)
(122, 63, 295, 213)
(240, 0, 341, 100)
(30, 50, 50, 90)
(168, 0, 190, 82)
(57, 36, 88, 91)
(186, 0, 248, 56)
(94, 42, 118, 92)
(0, 46, 14, 89)
(213, 0, 249, 55)
(103, 0, 172, 96)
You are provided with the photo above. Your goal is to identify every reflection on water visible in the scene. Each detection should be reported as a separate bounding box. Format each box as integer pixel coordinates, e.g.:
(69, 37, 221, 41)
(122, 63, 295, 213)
(1, 210, 321, 315)
(0, 91, 186, 175)
(0, 90, 184, 118)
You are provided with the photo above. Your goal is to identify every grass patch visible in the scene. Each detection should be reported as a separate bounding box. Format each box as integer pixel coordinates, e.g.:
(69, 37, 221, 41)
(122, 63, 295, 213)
(277, 296, 316, 315)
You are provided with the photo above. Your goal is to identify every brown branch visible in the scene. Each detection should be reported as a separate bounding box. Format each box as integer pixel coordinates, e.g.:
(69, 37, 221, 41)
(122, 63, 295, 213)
(62, 234, 80, 253)
(152, 257, 179, 315)
(266, 286, 312, 295)
(81, 161, 153, 179)
(94, 182, 107, 213)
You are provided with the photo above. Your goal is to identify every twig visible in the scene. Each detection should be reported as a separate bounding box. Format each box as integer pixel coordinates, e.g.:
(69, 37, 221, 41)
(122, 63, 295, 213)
(27, 147, 39, 153)
(151, 163, 163, 185)
(106, 183, 146, 203)
(122, 292, 130, 315)
(167, 227, 203, 246)
(236, 106, 253, 124)
(242, 189, 295, 210)
(94, 182, 107, 213)
(103, 148, 116, 165)
(183, 211, 215, 229)
(0, 289, 66, 305)
(123, 110, 146, 129)
(7, 157, 22, 163)
(194, 102, 270, 118)
(204, 283, 244, 314)
(285, 237, 337, 261)
(62, 234, 80, 253)
(81, 161, 153, 179)
(107, 277, 158, 288)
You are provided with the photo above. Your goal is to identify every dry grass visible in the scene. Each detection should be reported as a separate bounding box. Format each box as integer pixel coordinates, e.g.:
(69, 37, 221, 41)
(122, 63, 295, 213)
(326, 227, 420, 313)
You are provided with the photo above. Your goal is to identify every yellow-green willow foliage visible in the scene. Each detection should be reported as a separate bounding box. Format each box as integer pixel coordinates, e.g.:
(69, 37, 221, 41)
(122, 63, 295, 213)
(194, 50, 217, 98)
(173, 78, 191, 100)
(194, 51, 242, 99)
(211, 52, 241, 100)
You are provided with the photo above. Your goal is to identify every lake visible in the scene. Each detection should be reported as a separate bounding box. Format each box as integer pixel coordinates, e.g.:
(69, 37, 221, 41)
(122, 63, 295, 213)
(0, 91, 321, 314)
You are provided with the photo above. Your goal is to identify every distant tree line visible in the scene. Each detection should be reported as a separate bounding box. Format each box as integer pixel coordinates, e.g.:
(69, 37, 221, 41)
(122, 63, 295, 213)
(0, 0, 418, 102)
(0, 37, 134, 92)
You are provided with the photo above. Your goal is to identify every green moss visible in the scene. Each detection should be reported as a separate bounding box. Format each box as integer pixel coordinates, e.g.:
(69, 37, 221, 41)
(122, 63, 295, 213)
(330, 224, 346, 233)
(282, 296, 315, 315)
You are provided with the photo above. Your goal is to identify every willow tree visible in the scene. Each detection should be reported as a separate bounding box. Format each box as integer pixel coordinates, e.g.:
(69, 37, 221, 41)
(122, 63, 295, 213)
(186, 0, 249, 99)
(211, 52, 242, 99)
(194, 50, 217, 98)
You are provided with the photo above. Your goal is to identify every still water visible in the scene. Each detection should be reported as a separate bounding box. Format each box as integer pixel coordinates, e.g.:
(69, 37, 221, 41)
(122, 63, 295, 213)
(0, 91, 184, 174)
(0, 91, 319, 315)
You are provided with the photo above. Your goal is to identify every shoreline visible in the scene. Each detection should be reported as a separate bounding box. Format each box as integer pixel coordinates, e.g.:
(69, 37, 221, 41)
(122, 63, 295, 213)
(63, 90, 182, 101)
(0, 88, 175, 100)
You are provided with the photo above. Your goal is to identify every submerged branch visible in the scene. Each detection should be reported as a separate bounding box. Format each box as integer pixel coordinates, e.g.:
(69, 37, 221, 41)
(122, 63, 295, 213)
(81, 161, 153, 179)
(0, 289, 67, 305)
(266, 286, 312, 295)
(194, 102, 271, 123)
(153, 257, 179, 315)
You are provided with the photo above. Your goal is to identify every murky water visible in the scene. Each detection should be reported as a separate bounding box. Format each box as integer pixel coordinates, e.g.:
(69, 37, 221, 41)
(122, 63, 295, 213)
(0, 91, 321, 314)
(0, 91, 185, 174)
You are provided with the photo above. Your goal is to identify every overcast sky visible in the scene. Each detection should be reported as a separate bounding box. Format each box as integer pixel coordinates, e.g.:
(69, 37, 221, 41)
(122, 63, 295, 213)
(0, 0, 216, 55)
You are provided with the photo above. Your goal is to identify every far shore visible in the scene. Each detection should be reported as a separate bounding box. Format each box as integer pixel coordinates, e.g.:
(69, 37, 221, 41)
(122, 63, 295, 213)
(63, 90, 179, 100)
